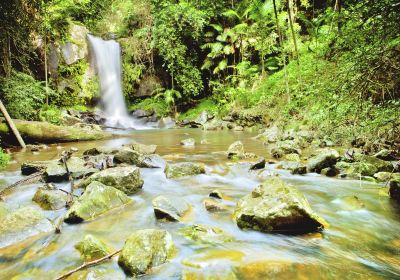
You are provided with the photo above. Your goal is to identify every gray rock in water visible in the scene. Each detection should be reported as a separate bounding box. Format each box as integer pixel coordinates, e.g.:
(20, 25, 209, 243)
(21, 160, 58, 175)
(32, 183, 67, 210)
(164, 162, 205, 179)
(307, 149, 340, 173)
(152, 195, 191, 221)
(234, 177, 327, 234)
(178, 224, 233, 245)
(44, 157, 98, 182)
(141, 154, 166, 169)
(78, 166, 144, 195)
(130, 143, 157, 155)
(389, 179, 400, 203)
(250, 158, 266, 170)
(181, 138, 196, 147)
(254, 126, 280, 144)
(0, 206, 54, 248)
(64, 181, 131, 223)
(83, 146, 119, 156)
(118, 229, 175, 276)
(321, 166, 339, 177)
(114, 148, 142, 165)
(203, 198, 228, 212)
(209, 190, 223, 199)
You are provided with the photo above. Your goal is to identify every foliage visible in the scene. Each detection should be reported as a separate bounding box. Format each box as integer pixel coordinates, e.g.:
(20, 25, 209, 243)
(177, 99, 218, 120)
(0, 148, 10, 168)
(0, 71, 56, 120)
(129, 97, 169, 117)
(39, 105, 62, 125)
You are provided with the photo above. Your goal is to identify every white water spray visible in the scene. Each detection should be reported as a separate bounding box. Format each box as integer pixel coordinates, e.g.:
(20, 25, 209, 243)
(88, 35, 149, 129)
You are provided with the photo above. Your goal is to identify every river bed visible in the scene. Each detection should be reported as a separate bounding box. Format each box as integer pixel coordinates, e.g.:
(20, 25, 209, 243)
(0, 129, 399, 279)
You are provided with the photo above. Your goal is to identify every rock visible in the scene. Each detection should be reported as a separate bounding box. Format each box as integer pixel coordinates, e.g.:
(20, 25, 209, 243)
(164, 162, 205, 179)
(254, 126, 280, 144)
(114, 148, 142, 165)
(270, 147, 284, 159)
(64, 182, 131, 223)
(141, 154, 166, 169)
(179, 224, 233, 245)
(0, 120, 111, 145)
(118, 229, 175, 276)
(83, 154, 114, 170)
(389, 178, 400, 202)
(83, 146, 118, 156)
(276, 161, 307, 175)
(203, 198, 228, 212)
(61, 113, 82, 126)
(152, 195, 191, 221)
(75, 235, 111, 262)
(249, 158, 266, 170)
(291, 165, 307, 175)
(233, 125, 244, 131)
(130, 143, 157, 155)
(209, 190, 223, 199)
(195, 111, 210, 125)
(0, 207, 54, 248)
(21, 160, 58, 175)
(181, 138, 196, 147)
(32, 183, 67, 210)
(131, 109, 154, 118)
(60, 24, 89, 65)
(284, 153, 301, 162)
(307, 149, 340, 173)
(26, 144, 48, 152)
(373, 149, 396, 161)
(158, 117, 176, 129)
(202, 119, 223, 131)
(78, 166, 144, 195)
(374, 172, 399, 183)
(275, 140, 301, 155)
(44, 157, 98, 182)
(353, 153, 393, 173)
(233, 177, 327, 234)
(321, 166, 340, 177)
(227, 141, 245, 159)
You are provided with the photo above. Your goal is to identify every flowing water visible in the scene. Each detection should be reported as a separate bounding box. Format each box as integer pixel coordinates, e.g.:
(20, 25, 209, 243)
(0, 129, 399, 279)
(88, 35, 152, 129)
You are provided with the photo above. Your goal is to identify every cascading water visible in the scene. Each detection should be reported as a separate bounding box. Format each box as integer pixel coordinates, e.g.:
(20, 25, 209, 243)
(88, 35, 149, 129)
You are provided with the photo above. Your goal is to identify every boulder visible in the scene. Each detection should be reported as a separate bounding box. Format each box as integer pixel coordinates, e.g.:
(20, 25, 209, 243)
(78, 166, 144, 195)
(227, 141, 244, 159)
(203, 198, 228, 212)
(21, 160, 58, 175)
(195, 111, 210, 125)
(75, 235, 111, 262)
(284, 153, 301, 162)
(64, 182, 131, 223)
(307, 149, 340, 173)
(276, 161, 307, 175)
(373, 149, 396, 161)
(141, 154, 166, 169)
(44, 157, 98, 182)
(0, 207, 54, 248)
(130, 143, 157, 155)
(179, 224, 233, 245)
(234, 178, 327, 234)
(0, 120, 111, 145)
(118, 229, 175, 276)
(389, 179, 400, 202)
(164, 162, 205, 179)
(152, 195, 191, 221)
(275, 140, 301, 155)
(32, 183, 67, 210)
(374, 172, 399, 183)
(291, 165, 307, 175)
(60, 24, 89, 65)
(254, 126, 280, 144)
(83, 146, 118, 156)
(181, 138, 196, 147)
(321, 166, 340, 177)
(114, 148, 142, 165)
(353, 153, 393, 173)
(209, 190, 223, 199)
(249, 158, 266, 170)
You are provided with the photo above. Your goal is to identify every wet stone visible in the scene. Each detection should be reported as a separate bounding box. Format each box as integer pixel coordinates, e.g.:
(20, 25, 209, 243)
(32, 183, 67, 210)
(164, 162, 206, 179)
(75, 234, 111, 261)
(152, 195, 191, 222)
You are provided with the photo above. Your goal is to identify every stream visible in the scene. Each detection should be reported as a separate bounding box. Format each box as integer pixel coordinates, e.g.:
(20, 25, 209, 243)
(0, 128, 399, 279)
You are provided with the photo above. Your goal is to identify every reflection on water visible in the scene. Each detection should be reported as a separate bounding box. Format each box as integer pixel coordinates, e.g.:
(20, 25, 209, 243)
(0, 129, 399, 279)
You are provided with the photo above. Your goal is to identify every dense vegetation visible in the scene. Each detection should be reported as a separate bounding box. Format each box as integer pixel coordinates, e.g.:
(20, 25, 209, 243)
(0, 0, 399, 152)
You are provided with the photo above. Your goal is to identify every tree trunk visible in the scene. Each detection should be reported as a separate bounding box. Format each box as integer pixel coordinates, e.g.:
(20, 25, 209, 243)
(287, 0, 299, 64)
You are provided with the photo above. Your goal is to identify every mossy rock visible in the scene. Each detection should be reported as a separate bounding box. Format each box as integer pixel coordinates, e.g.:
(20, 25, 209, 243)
(181, 138, 196, 147)
(64, 181, 132, 223)
(0, 120, 111, 144)
(130, 143, 157, 155)
(83, 146, 118, 156)
(227, 141, 244, 159)
(152, 195, 191, 222)
(307, 149, 339, 173)
(203, 198, 229, 212)
(114, 148, 142, 165)
(75, 234, 111, 261)
(118, 229, 175, 276)
(32, 183, 67, 210)
(164, 162, 205, 179)
(233, 177, 327, 234)
(21, 160, 59, 175)
(78, 166, 144, 195)
(353, 154, 393, 173)
(44, 157, 98, 182)
(179, 224, 234, 245)
(0, 207, 54, 248)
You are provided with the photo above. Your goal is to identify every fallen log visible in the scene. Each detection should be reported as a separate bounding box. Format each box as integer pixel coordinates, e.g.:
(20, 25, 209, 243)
(0, 119, 112, 144)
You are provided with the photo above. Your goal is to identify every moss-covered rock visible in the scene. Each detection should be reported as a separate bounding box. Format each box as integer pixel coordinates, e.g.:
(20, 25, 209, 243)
(233, 177, 327, 234)
(114, 148, 142, 165)
(307, 149, 340, 173)
(181, 138, 196, 147)
(118, 229, 175, 276)
(32, 183, 67, 210)
(353, 154, 393, 173)
(203, 198, 229, 212)
(44, 157, 98, 182)
(152, 195, 191, 222)
(0, 120, 111, 144)
(21, 160, 58, 175)
(130, 143, 157, 155)
(179, 224, 234, 245)
(227, 141, 244, 159)
(78, 166, 144, 195)
(249, 157, 266, 170)
(254, 126, 280, 144)
(75, 234, 111, 262)
(164, 162, 205, 179)
(209, 190, 223, 199)
(374, 172, 400, 183)
(0, 207, 54, 248)
(64, 181, 131, 223)
(389, 178, 400, 202)
(83, 146, 118, 156)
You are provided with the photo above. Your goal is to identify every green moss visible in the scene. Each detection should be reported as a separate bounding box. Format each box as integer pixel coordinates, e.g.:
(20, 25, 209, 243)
(177, 99, 218, 121)
(129, 98, 170, 117)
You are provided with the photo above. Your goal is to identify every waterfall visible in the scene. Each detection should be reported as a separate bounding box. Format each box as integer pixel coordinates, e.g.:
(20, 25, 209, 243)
(87, 35, 148, 129)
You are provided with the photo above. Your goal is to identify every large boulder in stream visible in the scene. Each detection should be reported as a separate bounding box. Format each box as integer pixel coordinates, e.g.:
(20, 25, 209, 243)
(78, 166, 144, 195)
(32, 183, 67, 210)
(164, 162, 205, 179)
(0, 206, 54, 248)
(233, 178, 327, 234)
(75, 234, 112, 261)
(114, 148, 165, 168)
(130, 143, 157, 155)
(307, 149, 340, 173)
(227, 141, 245, 159)
(152, 195, 191, 221)
(118, 229, 175, 276)
(64, 181, 132, 223)
(0, 120, 111, 144)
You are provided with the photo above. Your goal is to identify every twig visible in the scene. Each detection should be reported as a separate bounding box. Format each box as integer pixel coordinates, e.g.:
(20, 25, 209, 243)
(55, 249, 122, 280)
(0, 172, 43, 198)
